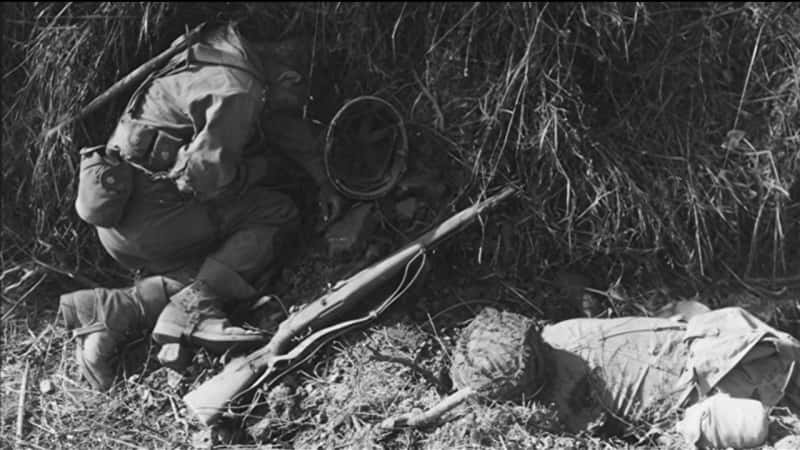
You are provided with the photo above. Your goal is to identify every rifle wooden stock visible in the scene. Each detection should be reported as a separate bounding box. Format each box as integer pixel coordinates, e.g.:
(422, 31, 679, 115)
(183, 187, 515, 426)
(43, 22, 207, 141)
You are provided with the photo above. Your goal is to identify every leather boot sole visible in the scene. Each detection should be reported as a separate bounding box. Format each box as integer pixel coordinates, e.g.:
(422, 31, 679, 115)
(152, 304, 267, 355)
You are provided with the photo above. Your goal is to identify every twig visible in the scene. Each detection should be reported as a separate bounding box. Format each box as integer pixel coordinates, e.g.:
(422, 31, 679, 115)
(105, 436, 146, 449)
(745, 274, 800, 286)
(732, 23, 764, 130)
(16, 360, 30, 443)
(391, 2, 408, 61)
(500, 282, 544, 316)
(411, 70, 445, 131)
(2, 267, 38, 294)
(367, 346, 442, 390)
(425, 2, 480, 56)
(379, 387, 475, 429)
(2, 273, 47, 322)
(30, 257, 99, 288)
(0, 265, 23, 284)
(722, 262, 787, 298)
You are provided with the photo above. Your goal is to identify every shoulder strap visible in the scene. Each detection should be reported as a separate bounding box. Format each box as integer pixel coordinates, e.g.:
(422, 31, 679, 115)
(184, 44, 266, 85)
(79, 144, 106, 156)
(124, 41, 266, 119)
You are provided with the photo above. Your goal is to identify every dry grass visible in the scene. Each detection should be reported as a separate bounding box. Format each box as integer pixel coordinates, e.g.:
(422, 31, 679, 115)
(2, 2, 800, 449)
(4, 2, 799, 287)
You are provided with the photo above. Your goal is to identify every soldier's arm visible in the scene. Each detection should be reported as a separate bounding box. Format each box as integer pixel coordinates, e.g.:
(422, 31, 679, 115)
(169, 91, 261, 199)
(260, 113, 328, 186)
(261, 113, 344, 223)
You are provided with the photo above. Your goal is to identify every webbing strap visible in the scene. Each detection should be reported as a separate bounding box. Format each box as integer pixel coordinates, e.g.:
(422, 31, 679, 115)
(71, 323, 128, 346)
(126, 38, 266, 118)
(72, 322, 107, 338)
(185, 44, 267, 85)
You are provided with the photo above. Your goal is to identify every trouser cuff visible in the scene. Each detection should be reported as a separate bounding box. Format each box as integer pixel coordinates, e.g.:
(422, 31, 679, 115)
(196, 257, 258, 301)
(59, 292, 81, 330)
(135, 276, 182, 326)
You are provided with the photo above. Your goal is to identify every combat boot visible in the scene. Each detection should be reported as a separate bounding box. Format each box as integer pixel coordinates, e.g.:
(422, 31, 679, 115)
(151, 280, 267, 354)
(59, 276, 184, 390)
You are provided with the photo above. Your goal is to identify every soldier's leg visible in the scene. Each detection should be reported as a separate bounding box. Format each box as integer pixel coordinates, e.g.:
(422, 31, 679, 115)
(203, 186, 300, 293)
(260, 112, 325, 179)
(59, 275, 185, 390)
(152, 187, 300, 353)
(97, 191, 219, 277)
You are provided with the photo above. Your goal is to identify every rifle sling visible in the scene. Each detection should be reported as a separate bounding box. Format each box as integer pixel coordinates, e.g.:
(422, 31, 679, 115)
(231, 250, 428, 411)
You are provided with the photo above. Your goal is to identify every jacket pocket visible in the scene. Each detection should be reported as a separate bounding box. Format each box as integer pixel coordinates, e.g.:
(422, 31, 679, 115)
(106, 116, 156, 163)
(75, 147, 133, 228)
(147, 130, 184, 172)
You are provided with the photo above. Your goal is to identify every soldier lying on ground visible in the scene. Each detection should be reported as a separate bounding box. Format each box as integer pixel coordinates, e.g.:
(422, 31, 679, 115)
(58, 21, 345, 390)
(539, 307, 799, 436)
(384, 306, 800, 447)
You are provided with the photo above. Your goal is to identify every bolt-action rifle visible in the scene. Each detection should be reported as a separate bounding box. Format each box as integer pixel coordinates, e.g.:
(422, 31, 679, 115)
(183, 187, 516, 426)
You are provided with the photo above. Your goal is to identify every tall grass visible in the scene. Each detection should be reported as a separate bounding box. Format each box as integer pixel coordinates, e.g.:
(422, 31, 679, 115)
(2, 3, 799, 449)
(3, 2, 799, 288)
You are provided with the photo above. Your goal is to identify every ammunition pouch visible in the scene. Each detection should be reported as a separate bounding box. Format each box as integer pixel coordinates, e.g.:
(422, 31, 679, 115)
(76, 116, 186, 228)
(106, 116, 185, 175)
(60, 276, 177, 339)
(75, 146, 134, 228)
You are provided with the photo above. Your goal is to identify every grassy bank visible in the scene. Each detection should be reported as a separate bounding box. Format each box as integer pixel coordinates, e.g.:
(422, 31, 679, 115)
(2, 2, 799, 449)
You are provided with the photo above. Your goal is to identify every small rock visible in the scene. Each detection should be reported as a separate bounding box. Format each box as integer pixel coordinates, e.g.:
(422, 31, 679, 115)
(191, 426, 238, 450)
(157, 342, 193, 373)
(554, 270, 597, 315)
(246, 416, 273, 440)
(39, 378, 54, 394)
(395, 197, 418, 220)
(774, 434, 800, 449)
(581, 294, 602, 318)
(325, 203, 376, 259)
(140, 388, 154, 407)
(191, 429, 213, 450)
(166, 368, 184, 390)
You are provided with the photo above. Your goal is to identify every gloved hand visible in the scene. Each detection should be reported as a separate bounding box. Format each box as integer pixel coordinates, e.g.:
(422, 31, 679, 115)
(318, 181, 344, 229)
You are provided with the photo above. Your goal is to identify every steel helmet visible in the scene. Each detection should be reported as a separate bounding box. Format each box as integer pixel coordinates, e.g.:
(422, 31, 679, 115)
(324, 96, 408, 200)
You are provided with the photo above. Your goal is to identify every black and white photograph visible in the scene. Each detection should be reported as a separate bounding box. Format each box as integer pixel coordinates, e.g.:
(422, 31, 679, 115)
(2, 2, 799, 449)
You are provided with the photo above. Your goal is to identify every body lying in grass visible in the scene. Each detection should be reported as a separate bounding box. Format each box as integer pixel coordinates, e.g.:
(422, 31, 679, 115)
(382, 306, 800, 448)
(59, 21, 345, 391)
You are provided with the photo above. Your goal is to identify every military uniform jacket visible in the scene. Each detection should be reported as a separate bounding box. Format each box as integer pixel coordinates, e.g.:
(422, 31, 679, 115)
(540, 307, 800, 433)
(105, 23, 322, 201)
